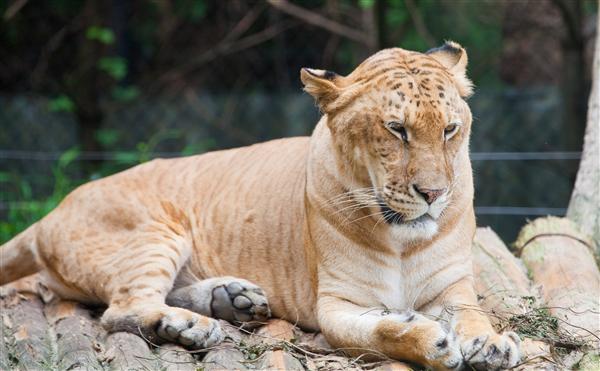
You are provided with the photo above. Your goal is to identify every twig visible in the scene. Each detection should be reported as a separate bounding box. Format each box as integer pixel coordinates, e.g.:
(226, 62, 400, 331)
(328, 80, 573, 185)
(183, 87, 257, 144)
(222, 2, 267, 44)
(517, 232, 593, 255)
(3, 0, 27, 20)
(267, 0, 370, 45)
(404, 0, 436, 48)
(155, 21, 296, 90)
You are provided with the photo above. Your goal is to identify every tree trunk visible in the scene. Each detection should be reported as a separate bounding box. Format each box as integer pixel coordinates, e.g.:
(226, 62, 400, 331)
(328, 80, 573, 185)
(67, 0, 107, 167)
(553, 0, 587, 155)
(374, 0, 389, 49)
(567, 6, 600, 252)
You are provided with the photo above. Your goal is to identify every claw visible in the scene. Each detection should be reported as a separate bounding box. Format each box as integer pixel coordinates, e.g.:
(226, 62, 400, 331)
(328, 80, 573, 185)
(463, 334, 488, 361)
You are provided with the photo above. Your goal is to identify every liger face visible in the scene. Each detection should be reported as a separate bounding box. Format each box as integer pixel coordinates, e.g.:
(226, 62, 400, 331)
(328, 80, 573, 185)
(361, 68, 472, 236)
(301, 42, 474, 239)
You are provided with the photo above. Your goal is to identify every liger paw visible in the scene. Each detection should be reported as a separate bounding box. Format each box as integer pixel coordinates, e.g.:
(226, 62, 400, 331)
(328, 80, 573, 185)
(461, 331, 521, 370)
(211, 279, 271, 326)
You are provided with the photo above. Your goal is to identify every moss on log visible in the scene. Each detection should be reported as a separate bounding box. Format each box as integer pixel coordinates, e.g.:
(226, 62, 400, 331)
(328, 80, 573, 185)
(515, 217, 600, 350)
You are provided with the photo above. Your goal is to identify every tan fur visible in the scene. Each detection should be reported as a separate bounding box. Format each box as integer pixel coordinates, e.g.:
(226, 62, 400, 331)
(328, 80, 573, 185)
(1, 42, 519, 369)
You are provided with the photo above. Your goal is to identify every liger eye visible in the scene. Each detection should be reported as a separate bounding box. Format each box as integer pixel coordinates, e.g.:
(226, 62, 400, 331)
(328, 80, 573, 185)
(444, 124, 459, 139)
(387, 122, 408, 142)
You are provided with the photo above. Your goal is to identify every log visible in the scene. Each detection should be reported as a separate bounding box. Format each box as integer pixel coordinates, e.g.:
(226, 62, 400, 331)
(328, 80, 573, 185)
(202, 346, 248, 370)
(2, 293, 52, 370)
(104, 332, 161, 371)
(256, 319, 297, 345)
(258, 350, 305, 370)
(567, 7, 600, 253)
(0, 305, 13, 370)
(577, 352, 600, 371)
(472, 227, 558, 369)
(373, 361, 413, 371)
(45, 300, 106, 370)
(156, 344, 198, 371)
(515, 217, 600, 348)
(472, 227, 535, 325)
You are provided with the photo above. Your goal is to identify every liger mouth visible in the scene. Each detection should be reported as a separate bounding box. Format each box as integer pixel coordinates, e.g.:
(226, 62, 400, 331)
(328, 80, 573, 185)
(378, 198, 432, 225)
(379, 201, 404, 224)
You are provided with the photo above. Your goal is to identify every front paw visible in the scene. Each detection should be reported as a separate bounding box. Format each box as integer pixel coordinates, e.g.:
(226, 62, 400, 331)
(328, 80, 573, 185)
(460, 331, 520, 370)
(376, 312, 463, 370)
(425, 328, 463, 370)
(405, 313, 462, 370)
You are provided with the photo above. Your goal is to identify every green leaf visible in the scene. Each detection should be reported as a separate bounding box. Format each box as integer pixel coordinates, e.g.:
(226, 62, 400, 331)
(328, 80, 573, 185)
(86, 26, 115, 45)
(111, 85, 140, 102)
(98, 57, 127, 80)
(114, 151, 139, 164)
(174, 0, 206, 22)
(48, 95, 75, 112)
(58, 148, 80, 169)
(95, 129, 120, 147)
(0, 172, 11, 183)
(358, 0, 374, 9)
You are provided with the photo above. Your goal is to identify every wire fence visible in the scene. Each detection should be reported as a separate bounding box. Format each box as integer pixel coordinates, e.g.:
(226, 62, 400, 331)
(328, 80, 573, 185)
(0, 149, 580, 217)
(0, 150, 582, 162)
(0, 87, 583, 242)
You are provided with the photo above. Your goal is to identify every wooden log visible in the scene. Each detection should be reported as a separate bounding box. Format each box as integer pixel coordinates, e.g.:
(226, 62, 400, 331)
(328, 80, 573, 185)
(258, 350, 305, 370)
(515, 217, 600, 348)
(256, 319, 297, 345)
(0, 305, 14, 370)
(473, 227, 560, 369)
(104, 332, 161, 371)
(45, 300, 105, 370)
(202, 346, 248, 370)
(373, 361, 413, 371)
(156, 344, 198, 371)
(472, 227, 535, 326)
(312, 355, 364, 371)
(577, 352, 600, 371)
(2, 293, 53, 370)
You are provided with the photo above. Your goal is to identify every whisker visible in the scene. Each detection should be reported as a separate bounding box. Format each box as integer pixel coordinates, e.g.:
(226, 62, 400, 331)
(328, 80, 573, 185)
(344, 210, 387, 226)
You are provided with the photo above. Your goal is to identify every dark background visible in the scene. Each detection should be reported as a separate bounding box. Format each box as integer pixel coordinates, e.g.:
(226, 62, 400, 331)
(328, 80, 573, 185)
(1, 0, 598, 244)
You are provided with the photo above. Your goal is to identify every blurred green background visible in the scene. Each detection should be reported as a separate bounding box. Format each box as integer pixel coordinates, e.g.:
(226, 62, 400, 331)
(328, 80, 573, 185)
(1, 0, 598, 243)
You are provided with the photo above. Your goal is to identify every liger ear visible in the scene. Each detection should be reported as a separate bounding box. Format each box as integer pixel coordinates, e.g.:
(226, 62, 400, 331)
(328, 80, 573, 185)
(300, 68, 341, 113)
(426, 41, 473, 97)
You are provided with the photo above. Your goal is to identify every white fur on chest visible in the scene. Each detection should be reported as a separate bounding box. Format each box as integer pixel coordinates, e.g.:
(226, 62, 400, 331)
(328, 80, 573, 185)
(371, 224, 469, 312)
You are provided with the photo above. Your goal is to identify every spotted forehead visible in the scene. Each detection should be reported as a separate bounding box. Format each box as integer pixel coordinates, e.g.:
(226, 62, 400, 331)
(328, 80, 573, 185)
(351, 49, 460, 123)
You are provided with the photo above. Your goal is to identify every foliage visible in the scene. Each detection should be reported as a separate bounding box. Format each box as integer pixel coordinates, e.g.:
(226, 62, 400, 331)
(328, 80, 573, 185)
(0, 148, 80, 242)
(0, 128, 216, 243)
(47, 95, 75, 113)
(0, 0, 598, 243)
(85, 26, 115, 45)
(98, 57, 128, 81)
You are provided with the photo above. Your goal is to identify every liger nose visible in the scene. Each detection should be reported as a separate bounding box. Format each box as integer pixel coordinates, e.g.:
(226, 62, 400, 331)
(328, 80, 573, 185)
(413, 185, 446, 204)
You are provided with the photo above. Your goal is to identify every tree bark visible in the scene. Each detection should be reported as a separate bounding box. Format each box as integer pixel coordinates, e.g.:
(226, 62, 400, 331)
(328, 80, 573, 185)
(1, 294, 52, 369)
(552, 0, 587, 155)
(45, 300, 106, 370)
(472, 228, 556, 370)
(515, 217, 600, 349)
(472, 227, 534, 326)
(567, 6, 600, 252)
